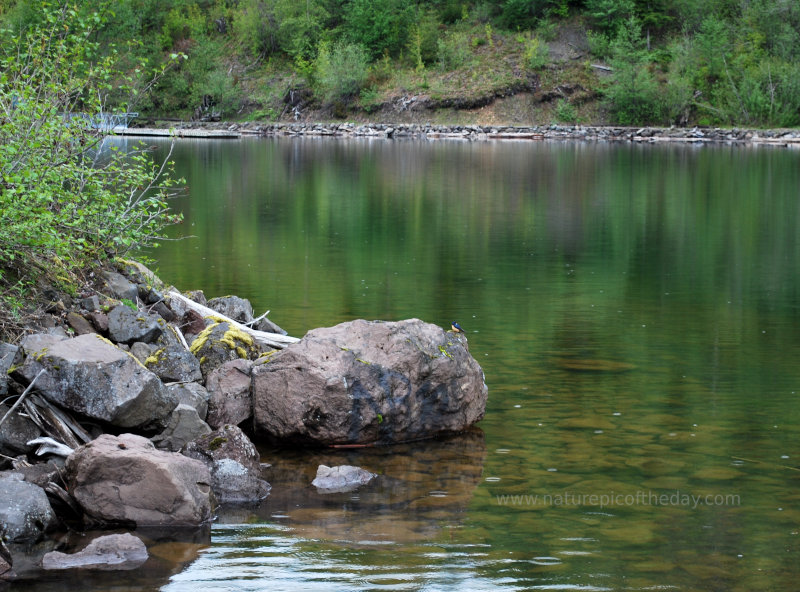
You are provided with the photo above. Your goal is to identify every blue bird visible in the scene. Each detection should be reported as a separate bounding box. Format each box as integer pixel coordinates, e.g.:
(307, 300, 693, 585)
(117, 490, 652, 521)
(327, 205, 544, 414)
(451, 321, 465, 333)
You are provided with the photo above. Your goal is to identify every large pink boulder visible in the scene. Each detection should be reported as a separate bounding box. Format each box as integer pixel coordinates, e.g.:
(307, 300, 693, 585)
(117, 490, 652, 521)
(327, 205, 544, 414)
(252, 319, 487, 445)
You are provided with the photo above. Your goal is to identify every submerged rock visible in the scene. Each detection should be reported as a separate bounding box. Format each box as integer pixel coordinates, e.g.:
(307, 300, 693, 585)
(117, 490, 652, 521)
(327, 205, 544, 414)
(66, 434, 213, 527)
(252, 319, 488, 446)
(311, 465, 377, 493)
(17, 333, 177, 431)
(42, 533, 148, 571)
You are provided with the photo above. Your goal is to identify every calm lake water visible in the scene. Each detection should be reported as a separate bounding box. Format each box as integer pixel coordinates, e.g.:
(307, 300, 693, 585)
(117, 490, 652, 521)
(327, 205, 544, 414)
(14, 137, 800, 591)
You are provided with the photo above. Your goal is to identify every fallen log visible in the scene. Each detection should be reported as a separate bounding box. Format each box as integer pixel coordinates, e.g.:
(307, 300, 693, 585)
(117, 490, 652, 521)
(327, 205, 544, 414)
(167, 290, 300, 350)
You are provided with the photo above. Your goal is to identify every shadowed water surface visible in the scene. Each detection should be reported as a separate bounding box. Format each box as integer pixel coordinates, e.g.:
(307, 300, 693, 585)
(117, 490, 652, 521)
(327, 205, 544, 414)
(12, 138, 800, 591)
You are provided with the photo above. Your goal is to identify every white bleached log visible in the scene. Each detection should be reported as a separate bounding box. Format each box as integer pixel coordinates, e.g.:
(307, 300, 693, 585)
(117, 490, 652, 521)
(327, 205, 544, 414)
(167, 290, 300, 350)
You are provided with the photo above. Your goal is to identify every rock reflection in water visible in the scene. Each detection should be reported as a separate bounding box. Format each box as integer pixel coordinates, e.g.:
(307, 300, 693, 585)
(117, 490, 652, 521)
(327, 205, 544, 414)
(216, 429, 487, 544)
(6, 526, 210, 592)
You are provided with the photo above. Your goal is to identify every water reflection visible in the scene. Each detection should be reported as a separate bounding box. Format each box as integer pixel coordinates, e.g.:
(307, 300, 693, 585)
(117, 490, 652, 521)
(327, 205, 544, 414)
(165, 432, 490, 591)
(133, 137, 800, 591)
(7, 527, 209, 591)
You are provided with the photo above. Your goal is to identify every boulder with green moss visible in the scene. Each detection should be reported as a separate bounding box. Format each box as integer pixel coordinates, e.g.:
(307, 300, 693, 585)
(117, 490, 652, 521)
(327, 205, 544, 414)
(189, 321, 261, 380)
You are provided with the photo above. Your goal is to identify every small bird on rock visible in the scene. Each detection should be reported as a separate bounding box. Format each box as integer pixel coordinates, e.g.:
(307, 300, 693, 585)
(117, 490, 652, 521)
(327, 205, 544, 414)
(451, 321, 465, 333)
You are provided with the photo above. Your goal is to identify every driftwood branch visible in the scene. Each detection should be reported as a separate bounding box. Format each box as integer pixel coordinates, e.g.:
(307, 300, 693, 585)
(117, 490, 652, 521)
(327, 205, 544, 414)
(167, 290, 300, 350)
(591, 64, 613, 72)
(0, 368, 45, 429)
(244, 309, 271, 327)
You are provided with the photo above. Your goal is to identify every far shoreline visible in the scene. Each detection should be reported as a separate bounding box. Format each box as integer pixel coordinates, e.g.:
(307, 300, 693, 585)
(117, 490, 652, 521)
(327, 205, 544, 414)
(119, 121, 800, 147)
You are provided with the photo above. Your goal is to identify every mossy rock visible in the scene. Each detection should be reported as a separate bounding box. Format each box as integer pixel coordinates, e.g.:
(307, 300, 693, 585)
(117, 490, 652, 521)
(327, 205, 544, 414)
(189, 321, 260, 379)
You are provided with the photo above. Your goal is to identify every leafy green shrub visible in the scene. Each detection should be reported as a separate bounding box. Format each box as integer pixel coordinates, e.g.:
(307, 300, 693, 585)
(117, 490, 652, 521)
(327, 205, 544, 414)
(555, 99, 579, 123)
(524, 36, 550, 70)
(437, 31, 473, 70)
(344, 0, 414, 60)
(500, 0, 542, 30)
(602, 18, 666, 124)
(315, 42, 370, 104)
(585, 0, 635, 35)
(0, 2, 183, 323)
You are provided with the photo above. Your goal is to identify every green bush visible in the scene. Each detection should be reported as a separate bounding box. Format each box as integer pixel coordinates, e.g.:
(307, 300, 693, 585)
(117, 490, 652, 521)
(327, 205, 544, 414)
(555, 98, 579, 123)
(437, 31, 473, 71)
(315, 42, 370, 105)
(344, 0, 414, 60)
(0, 2, 183, 320)
(603, 18, 666, 124)
(524, 36, 550, 70)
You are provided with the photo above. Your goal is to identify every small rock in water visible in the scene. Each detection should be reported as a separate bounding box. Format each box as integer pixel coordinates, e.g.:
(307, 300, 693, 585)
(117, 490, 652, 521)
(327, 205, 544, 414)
(312, 464, 377, 494)
(42, 533, 148, 571)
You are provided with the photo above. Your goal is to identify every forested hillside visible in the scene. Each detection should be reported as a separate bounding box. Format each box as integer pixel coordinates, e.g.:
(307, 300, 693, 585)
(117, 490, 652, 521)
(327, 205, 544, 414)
(2, 0, 799, 127)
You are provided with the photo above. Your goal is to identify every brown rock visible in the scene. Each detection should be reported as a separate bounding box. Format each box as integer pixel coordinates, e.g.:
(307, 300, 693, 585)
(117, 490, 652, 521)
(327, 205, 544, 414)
(66, 434, 213, 527)
(180, 310, 207, 338)
(252, 319, 488, 446)
(66, 312, 97, 336)
(205, 359, 253, 429)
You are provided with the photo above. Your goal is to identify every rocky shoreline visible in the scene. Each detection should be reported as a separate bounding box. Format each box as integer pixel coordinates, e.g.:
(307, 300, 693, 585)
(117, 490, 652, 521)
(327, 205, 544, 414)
(127, 121, 800, 147)
(0, 260, 487, 581)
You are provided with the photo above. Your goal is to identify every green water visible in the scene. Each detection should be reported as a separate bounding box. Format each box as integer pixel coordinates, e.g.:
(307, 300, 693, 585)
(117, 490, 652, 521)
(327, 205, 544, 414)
(78, 137, 800, 591)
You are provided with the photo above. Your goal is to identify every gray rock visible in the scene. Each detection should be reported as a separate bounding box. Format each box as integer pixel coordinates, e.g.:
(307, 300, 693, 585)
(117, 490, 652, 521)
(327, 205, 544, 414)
(129, 341, 157, 365)
(18, 333, 66, 358)
(189, 321, 260, 379)
(143, 346, 202, 383)
(206, 296, 254, 323)
(80, 295, 101, 311)
(205, 359, 253, 429)
(101, 271, 138, 303)
(87, 311, 109, 333)
(18, 333, 177, 431)
(209, 458, 270, 503)
(42, 533, 148, 571)
(252, 319, 488, 446)
(168, 382, 210, 420)
(108, 305, 164, 345)
(253, 316, 287, 336)
(66, 433, 213, 527)
(0, 343, 18, 396)
(182, 425, 269, 504)
(115, 260, 166, 292)
(311, 464, 377, 493)
(183, 424, 261, 473)
(0, 403, 41, 456)
(185, 290, 207, 306)
(0, 472, 56, 542)
(151, 404, 212, 452)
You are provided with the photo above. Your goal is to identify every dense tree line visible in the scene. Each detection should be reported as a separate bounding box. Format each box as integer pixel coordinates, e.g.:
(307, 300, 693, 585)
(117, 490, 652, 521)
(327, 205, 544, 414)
(1, 0, 798, 126)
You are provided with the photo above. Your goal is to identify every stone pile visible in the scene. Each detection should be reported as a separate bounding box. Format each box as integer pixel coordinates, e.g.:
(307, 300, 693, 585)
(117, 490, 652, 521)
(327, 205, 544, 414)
(0, 259, 489, 576)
